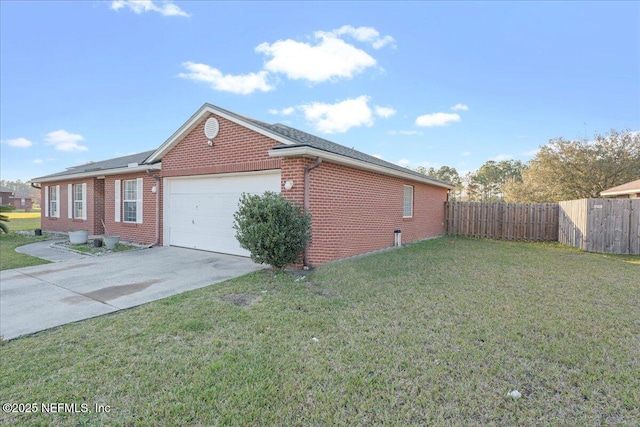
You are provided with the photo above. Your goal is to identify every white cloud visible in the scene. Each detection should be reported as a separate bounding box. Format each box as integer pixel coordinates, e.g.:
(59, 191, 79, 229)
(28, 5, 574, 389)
(397, 159, 412, 167)
(111, 0, 189, 17)
(45, 130, 88, 152)
(375, 106, 396, 118)
(490, 154, 513, 161)
(255, 30, 377, 83)
(3, 137, 33, 148)
(521, 148, 539, 157)
(269, 107, 295, 116)
(31, 158, 43, 164)
(178, 62, 273, 95)
(299, 96, 375, 134)
(330, 25, 396, 49)
(461, 150, 471, 156)
(372, 154, 384, 159)
(415, 112, 461, 127)
(451, 103, 469, 111)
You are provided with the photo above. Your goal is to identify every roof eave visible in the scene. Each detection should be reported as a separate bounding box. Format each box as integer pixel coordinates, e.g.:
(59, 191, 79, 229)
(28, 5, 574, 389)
(145, 103, 298, 164)
(32, 164, 162, 184)
(601, 189, 640, 196)
(269, 146, 453, 189)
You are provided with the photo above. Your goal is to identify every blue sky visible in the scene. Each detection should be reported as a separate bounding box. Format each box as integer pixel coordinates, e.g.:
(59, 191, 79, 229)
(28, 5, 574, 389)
(1, 1, 639, 182)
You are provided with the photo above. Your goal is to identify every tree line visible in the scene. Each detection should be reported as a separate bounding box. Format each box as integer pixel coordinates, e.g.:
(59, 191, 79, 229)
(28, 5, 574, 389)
(416, 129, 640, 203)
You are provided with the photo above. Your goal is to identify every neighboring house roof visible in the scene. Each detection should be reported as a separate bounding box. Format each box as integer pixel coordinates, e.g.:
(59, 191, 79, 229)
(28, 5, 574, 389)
(32, 150, 159, 183)
(600, 179, 640, 197)
(32, 103, 452, 189)
(0, 186, 15, 194)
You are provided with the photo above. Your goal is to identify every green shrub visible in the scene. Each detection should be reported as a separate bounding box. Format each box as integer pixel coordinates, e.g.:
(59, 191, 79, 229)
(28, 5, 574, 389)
(233, 192, 311, 269)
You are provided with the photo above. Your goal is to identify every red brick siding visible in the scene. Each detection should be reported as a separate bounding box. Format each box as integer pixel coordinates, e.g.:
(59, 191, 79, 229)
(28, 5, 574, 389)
(162, 113, 281, 177)
(103, 173, 159, 245)
(40, 179, 100, 235)
(281, 159, 448, 266)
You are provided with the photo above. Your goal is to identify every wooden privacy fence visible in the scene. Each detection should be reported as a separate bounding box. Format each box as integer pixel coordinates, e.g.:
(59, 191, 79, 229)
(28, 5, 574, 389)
(445, 202, 559, 241)
(558, 198, 640, 255)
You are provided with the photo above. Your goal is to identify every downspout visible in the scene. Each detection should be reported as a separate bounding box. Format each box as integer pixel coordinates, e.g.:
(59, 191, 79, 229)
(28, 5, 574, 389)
(303, 158, 323, 268)
(146, 170, 161, 247)
(30, 183, 41, 190)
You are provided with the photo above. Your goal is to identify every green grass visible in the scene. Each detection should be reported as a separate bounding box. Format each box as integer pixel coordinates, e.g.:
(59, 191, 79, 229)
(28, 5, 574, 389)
(0, 233, 50, 270)
(58, 240, 141, 255)
(1, 238, 638, 425)
(3, 212, 41, 231)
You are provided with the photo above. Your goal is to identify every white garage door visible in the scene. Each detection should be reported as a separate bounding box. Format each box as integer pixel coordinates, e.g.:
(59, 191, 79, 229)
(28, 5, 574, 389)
(165, 171, 281, 256)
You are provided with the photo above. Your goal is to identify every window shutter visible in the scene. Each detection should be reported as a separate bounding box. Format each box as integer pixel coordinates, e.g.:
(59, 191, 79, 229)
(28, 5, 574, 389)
(68, 184, 73, 219)
(115, 180, 121, 222)
(44, 186, 49, 217)
(81, 183, 87, 220)
(55, 186, 60, 218)
(136, 178, 143, 224)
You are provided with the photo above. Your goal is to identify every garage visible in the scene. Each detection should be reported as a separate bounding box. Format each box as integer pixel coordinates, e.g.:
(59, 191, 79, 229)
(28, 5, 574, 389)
(164, 170, 281, 256)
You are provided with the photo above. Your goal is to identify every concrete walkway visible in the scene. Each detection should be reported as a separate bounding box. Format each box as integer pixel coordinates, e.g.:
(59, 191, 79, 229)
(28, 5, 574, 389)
(1, 244, 264, 340)
(15, 239, 88, 262)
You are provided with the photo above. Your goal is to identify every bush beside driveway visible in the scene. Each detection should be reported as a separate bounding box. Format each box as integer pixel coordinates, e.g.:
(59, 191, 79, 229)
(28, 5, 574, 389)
(1, 238, 638, 425)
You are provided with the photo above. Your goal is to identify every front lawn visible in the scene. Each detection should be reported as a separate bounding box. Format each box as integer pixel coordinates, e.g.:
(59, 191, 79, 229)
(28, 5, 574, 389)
(1, 238, 638, 425)
(3, 212, 41, 231)
(0, 233, 50, 270)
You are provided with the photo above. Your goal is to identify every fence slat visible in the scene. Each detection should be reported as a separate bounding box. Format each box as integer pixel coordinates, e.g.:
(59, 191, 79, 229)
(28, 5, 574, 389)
(445, 201, 559, 242)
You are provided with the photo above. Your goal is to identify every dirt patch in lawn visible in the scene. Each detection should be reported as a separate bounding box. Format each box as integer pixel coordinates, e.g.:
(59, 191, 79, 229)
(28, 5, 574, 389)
(220, 293, 262, 307)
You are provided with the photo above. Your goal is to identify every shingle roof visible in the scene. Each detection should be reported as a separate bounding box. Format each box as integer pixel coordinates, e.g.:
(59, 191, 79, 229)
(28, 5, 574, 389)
(0, 186, 15, 194)
(32, 103, 452, 189)
(193, 105, 451, 187)
(33, 150, 156, 180)
(600, 179, 640, 196)
(265, 123, 452, 187)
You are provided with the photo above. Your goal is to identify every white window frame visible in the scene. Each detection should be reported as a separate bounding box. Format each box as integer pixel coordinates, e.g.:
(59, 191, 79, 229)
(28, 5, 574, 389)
(73, 183, 87, 220)
(403, 185, 414, 218)
(120, 178, 143, 224)
(47, 185, 60, 218)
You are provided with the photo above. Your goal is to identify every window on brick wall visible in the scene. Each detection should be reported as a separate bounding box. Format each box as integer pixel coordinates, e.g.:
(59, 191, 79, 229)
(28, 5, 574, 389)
(49, 186, 59, 218)
(116, 178, 143, 224)
(403, 185, 413, 218)
(73, 183, 86, 219)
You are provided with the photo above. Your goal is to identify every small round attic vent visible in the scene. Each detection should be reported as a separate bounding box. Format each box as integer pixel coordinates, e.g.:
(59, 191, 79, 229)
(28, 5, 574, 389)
(204, 117, 219, 140)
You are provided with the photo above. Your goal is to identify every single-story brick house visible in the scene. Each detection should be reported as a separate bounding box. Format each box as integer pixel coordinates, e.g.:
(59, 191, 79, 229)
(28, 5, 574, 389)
(0, 186, 33, 211)
(32, 103, 452, 267)
(600, 179, 640, 199)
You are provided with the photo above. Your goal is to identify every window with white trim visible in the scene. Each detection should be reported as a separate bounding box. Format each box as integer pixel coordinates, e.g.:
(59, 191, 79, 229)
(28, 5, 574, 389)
(73, 184, 85, 219)
(49, 186, 59, 218)
(123, 180, 138, 223)
(403, 185, 414, 218)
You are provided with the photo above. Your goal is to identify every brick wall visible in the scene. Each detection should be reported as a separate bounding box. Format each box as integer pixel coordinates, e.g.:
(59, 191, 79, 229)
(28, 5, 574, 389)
(103, 172, 159, 245)
(41, 178, 100, 235)
(162, 113, 281, 177)
(281, 159, 448, 266)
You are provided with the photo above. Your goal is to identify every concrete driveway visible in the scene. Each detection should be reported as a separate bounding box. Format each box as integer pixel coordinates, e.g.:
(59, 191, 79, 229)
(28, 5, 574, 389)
(1, 244, 263, 340)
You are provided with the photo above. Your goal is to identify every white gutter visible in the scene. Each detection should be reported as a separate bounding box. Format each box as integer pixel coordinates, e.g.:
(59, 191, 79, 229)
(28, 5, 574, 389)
(32, 164, 162, 184)
(268, 146, 452, 190)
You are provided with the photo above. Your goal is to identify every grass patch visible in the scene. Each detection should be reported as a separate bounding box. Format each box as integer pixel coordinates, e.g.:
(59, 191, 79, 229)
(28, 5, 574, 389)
(1, 238, 638, 425)
(3, 212, 41, 231)
(0, 233, 50, 270)
(54, 240, 141, 255)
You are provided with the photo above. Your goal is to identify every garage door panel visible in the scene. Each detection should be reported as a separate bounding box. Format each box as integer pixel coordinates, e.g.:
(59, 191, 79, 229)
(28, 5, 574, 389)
(166, 172, 280, 256)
